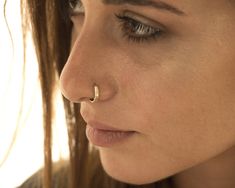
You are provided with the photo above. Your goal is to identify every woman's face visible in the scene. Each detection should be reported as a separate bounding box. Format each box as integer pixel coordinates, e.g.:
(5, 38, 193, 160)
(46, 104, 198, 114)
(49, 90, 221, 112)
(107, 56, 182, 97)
(60, 0, 235, 185)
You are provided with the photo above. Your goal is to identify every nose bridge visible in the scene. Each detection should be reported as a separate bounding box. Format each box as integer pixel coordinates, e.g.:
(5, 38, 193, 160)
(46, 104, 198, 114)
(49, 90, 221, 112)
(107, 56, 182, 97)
(70, 31, 101, 81)
(60, 24, 117, 103)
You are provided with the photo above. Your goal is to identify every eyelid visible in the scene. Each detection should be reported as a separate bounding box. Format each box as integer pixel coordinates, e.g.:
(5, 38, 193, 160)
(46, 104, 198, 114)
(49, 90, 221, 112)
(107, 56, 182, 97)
(120, 10, 166, 31)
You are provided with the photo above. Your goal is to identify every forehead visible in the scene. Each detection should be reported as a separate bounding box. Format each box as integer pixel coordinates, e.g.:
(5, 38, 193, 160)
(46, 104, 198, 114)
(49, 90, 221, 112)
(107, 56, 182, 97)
(168, 0, 235, 20)
(169, 0, 234, 13)
(98, 0, 234, 15)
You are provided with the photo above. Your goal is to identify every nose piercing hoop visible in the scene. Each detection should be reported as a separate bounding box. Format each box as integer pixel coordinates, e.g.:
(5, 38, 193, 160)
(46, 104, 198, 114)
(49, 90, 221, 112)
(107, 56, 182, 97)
(90, 85, 100, 103)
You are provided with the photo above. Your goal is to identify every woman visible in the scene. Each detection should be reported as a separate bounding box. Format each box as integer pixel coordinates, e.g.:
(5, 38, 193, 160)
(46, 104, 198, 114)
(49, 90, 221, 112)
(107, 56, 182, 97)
(20, 0, 235, 188)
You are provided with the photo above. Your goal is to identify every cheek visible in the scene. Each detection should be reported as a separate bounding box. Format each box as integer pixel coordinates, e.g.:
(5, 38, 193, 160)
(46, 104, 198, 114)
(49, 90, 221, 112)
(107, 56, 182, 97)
(133, 56, 235, 158)
(101, 59, 235, 184)
(98, 38, 235, 184)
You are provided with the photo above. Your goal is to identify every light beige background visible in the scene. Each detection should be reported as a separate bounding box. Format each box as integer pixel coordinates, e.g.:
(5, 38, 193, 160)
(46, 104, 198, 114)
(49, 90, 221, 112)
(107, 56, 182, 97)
(0, 0, 69, 187)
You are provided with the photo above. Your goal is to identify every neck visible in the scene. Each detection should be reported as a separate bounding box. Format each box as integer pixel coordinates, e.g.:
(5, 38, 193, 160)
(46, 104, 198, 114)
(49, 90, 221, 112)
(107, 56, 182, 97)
(171, 145, 235, 188)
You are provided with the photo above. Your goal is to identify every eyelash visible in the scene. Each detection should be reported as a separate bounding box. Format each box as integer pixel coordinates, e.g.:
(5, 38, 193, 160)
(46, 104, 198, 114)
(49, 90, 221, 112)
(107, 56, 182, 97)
(68, 0, 164, 44)
(68, 0, 83, 15)
(115, 14, 164, 43)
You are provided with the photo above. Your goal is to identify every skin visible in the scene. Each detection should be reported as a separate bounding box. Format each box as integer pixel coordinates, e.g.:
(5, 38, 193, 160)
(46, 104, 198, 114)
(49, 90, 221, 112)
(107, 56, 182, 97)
(60, 0, 235, 187)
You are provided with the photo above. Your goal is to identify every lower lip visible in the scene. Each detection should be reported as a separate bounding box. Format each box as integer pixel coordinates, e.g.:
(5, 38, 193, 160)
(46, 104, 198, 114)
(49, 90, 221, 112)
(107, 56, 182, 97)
(86, 125, 135, 147)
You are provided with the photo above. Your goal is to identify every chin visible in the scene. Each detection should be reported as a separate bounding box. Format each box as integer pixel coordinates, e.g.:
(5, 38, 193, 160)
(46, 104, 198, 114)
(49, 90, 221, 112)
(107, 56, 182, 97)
(97, 142, 179, 185)
(104, 168, 155, 185)
(100, 158, 168, 185)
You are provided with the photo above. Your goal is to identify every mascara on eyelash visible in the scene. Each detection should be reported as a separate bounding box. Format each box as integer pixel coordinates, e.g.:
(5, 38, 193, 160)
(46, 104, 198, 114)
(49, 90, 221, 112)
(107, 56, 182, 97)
(115, 13, 164, 43)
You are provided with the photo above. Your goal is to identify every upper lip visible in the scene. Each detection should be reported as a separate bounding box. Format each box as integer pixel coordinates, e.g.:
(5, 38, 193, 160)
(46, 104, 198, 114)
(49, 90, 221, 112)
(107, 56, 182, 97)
(87, 121, 133, 132)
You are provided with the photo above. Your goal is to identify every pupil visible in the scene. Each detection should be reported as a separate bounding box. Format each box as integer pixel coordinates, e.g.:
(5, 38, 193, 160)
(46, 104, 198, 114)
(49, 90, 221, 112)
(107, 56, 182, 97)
(127, 19, 140, 33)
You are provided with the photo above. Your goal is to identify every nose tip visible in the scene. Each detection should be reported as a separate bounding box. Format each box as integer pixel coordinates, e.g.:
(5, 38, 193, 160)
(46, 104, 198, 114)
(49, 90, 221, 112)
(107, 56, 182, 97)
(59, 69, 94, 103)
(59, 68, 118, 103)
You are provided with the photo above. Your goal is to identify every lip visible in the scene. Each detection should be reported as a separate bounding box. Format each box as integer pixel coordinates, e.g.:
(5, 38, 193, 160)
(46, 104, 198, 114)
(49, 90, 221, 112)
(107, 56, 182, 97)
(85, 122, 136, 147)
(87, 121, 130, 132)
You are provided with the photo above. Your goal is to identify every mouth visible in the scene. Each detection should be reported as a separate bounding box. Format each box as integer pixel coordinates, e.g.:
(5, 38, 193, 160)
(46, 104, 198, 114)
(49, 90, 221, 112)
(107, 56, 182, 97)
(85, 122, 136, 147)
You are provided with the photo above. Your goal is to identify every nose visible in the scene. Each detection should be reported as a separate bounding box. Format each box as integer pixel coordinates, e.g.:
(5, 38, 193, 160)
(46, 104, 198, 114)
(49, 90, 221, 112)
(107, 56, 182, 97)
(59, 27, 118, 103)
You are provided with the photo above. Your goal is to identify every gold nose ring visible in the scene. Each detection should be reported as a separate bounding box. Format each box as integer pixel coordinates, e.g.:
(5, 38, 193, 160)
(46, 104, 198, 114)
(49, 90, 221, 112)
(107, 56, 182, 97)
(90, 85, 99, 103)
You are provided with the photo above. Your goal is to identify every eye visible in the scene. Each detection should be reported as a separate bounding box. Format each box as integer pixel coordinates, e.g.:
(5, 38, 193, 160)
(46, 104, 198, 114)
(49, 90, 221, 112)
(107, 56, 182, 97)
(115, 13, 165, 43)
(69, 0, 78, 9)
(68, 0, 84, 16)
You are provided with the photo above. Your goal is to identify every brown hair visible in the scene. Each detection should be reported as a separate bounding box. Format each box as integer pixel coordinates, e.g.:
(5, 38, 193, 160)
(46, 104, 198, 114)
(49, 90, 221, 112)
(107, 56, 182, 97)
(20, 0, 173, 187)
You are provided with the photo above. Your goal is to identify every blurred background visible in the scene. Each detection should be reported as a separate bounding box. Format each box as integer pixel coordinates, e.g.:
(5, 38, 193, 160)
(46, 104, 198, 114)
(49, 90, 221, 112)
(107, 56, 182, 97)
(0, 1, 69, 187)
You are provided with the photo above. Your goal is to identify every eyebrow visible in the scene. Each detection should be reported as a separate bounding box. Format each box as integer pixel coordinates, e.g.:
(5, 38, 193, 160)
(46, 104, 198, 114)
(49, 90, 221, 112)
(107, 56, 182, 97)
(102, 0, 186, 16)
